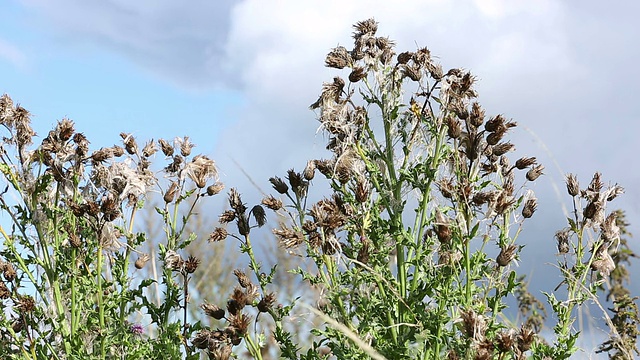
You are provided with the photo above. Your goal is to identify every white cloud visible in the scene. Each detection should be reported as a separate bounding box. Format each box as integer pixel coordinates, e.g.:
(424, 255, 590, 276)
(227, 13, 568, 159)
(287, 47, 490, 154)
(0, 37, 28, 70)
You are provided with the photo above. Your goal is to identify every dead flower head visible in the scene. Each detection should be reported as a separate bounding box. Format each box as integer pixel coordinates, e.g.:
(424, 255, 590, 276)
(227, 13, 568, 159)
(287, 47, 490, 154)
(184, 155, 218, 188)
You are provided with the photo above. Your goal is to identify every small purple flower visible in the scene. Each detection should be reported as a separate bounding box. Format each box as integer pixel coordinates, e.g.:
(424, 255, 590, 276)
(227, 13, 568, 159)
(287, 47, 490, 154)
(130, 323, 144, 335)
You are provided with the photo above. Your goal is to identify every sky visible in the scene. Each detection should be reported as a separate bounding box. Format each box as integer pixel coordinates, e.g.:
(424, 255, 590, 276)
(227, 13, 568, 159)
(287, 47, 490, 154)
(2, 0, 639, 356)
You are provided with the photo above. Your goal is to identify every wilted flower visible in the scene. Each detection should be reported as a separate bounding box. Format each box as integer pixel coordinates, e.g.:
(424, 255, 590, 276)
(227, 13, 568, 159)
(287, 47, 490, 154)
(526, 164, 544, 181)
(565, 173, 580, 196)
(261, 195, 283, 211)
(522, 196, 538, 218)
(496, 244, 518, 267)
(555, 228, 571, 254)
(176, 136, 195, 157)
(184, 255, 201, 274)
(184, 155, 218, 188)
(209, 227, 228, 242)
(201, 302, 225, 320)
(135, 254, 151, 269)
(164, 250, 183, 271)
(206, 182, 224, 196)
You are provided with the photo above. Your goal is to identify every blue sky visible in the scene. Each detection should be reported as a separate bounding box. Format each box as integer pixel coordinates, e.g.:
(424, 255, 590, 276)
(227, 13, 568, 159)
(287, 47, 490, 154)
(1, 1, 639, 356)
(1, 1, 242, 152)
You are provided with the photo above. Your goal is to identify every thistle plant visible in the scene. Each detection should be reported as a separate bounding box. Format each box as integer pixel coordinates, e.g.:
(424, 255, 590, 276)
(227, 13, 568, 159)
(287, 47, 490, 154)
(0, 17, 637, 360)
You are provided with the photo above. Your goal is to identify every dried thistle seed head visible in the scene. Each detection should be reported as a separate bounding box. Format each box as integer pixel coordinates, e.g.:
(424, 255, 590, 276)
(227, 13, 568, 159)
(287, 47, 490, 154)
(303, 160, 316, 181)
(269, 176, 289, 194)
(250, 205, 267, 227)
(16, 295, 35, 313)
(119, 132, 138, 155)
(73, 132, 89, 156)
(69, 232, 82, 248)
(55, 118, 75, 141)
(587, 172, 603, 193)
(357, 238, 370, 266)
(218, 210, 236, 224)
(515, 157, 537, 170)
(228, 188, 246, 214)
(287, 169, 307, 197)
(141, 139, 156, 158)
(156, 138, 172, 157)
(192, 330, 212, 349)
(486, 127, 506, 145)
(175, 136, 194, 157)
(206, 182, 225, 196)
(522, 197, 538, 218)
(604, 186, 623, 203)
(111, 145, 125, 157)
(186, 155, 218, 188)
(91, 147, 114, 163)
(472, 191, 497, 206)
(446, 116, 462, 139)
(354, 177, 370, 203)
(261, 195, 283, 211)
(492, 142, 515, 156)
(348, 66, 367, 83)
(201, 302, 225, 320)
(258, 292, 277, 313)
(14, 106, 36, 147)
(229, 313, 252, 337)
(233, 269, 251, 288)
(484, 114, 505, 133)
(401, 64, 422, 81)
(496, 244, 518, 267)
(591, 247, 615, 276)
(0, 281, 9, 299)
(397, 51, 413, 64)
(438, 178, 455, 199)
(273, 224, 305, 249)
(164, 250, 183, 271)
(2, 263, 16, 282)
(135, 254, 151, 269)
(526, 164, 544, 181)
(236, 213, 250, 236)
(495, 329, 516, 353)
(459, 308, 487, 341)
(517, 326, 535, 352)
(565, 173, 580, 196)
(600, 212, 620, 245)
(353, 18, 378, 39)
(184, 255, 200, 274)
(208, 227, 228, 242)
(469, 102, 485, 127)
(229, 287, 248, 312)
(555, 229, 571, 254)
(325, 46, 351, 69)
(435, 210, 452, 244)
(164, 182, 179, 203)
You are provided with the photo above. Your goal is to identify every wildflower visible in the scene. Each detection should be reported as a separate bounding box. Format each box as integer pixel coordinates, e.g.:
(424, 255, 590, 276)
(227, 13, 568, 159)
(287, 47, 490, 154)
(130, 323, 144, 336)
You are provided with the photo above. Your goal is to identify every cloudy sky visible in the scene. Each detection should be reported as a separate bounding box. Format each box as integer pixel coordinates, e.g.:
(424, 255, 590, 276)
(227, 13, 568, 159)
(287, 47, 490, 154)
(2, 0, 639, 355)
